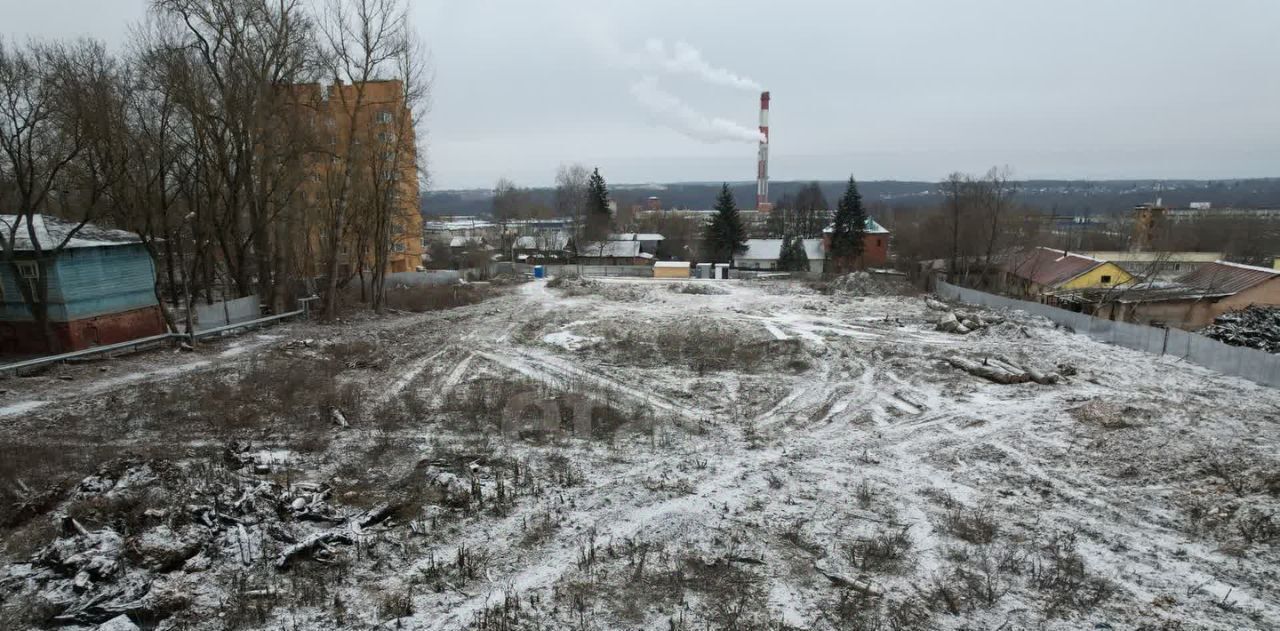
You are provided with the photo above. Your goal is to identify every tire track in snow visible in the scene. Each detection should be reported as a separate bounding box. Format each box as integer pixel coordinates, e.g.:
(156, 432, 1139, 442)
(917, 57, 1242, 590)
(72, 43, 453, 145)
(476, 349, 705, 422)
(432, 352, 475, 405)
(375, 349, 447, 407)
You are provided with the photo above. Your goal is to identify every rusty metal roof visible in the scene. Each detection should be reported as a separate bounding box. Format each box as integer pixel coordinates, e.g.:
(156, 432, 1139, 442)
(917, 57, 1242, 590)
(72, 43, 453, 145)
(1003, 247, 1105, 288)
(1176, 261, 1280, 295)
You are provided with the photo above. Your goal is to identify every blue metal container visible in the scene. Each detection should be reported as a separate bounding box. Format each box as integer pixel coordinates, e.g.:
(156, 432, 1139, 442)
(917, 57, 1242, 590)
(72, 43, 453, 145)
(533, 265, 545, 279)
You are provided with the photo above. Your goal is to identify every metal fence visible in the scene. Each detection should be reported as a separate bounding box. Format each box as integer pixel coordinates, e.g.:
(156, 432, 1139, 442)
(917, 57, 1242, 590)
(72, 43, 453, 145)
(936, 281, 1280, 388)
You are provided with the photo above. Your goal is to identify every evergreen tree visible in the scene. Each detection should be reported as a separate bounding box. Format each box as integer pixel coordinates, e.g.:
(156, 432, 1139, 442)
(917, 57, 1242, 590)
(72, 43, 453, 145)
(703, 183, 748, 264)
(583, 167, 612, 246)
(792, 235, 810, 272)
(777, 234, 798, 271)
(830, 176, 868, 273)
(777, 235, 810, 272)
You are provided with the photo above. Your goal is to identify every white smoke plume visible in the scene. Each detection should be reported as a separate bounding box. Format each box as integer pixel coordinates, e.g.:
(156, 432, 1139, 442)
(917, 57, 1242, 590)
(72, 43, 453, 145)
(629, 76, 763, 144)
(641, 39, 762, 92)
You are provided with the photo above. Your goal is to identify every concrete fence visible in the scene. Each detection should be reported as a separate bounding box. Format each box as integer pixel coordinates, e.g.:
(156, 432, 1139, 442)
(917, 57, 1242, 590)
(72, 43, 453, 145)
(195, 294, 260, 331)
(385, 270, 462, 287)
(492, 263, 656, 278)
(935, 281, 1280, 388)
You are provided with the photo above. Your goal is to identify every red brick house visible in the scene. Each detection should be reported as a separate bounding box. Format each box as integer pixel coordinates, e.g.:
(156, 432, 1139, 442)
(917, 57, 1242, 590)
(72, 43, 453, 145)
(823, 218, 891, 270)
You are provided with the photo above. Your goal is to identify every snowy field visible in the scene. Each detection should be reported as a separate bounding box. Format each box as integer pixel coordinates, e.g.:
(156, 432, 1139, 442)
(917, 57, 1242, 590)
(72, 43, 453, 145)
(2, 276, 1278, 630)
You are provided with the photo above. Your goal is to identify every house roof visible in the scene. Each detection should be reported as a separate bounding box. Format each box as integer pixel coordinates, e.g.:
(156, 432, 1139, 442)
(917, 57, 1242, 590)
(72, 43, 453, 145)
(449, 236, 485, 248)
(578, 241, 642, 258)
(1081, 251, 1222, 264)
(822, 217, 890, 235)
(741, 238, 825, 261)
(515, 233, 570, 251)
(1176, 261, 1280, 294)
(1004, 247, 1107, 288)
(0, 214, 141, 251)
(425, 219, 495, 232)
(609, 233, 665, 241)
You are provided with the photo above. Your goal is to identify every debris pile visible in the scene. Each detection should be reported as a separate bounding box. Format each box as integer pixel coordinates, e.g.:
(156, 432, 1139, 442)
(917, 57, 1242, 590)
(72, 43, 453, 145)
(926, 297, 1004, 334)
(0, 448, 414, 627)
(1201, 306, 1280, 353)
(827, 271, 903, 296)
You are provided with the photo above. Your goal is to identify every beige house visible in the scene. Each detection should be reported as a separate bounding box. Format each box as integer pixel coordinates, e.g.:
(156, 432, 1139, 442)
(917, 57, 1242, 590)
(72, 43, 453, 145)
(1091, 261, 1280, 329)
(1081, 251, 1222, 281)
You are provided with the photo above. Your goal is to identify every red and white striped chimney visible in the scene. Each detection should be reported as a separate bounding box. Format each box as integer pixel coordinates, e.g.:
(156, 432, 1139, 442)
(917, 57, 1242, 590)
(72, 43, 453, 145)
(756, 91, 770, 210)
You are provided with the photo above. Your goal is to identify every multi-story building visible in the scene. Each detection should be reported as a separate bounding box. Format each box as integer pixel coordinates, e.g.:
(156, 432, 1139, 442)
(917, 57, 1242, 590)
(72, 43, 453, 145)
(293, 79, 423, 278)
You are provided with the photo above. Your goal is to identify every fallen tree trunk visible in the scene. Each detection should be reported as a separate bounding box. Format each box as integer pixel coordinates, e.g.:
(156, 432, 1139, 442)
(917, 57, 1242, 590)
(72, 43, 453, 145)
(275, 531, 354, 569)
(945, 356, 1061, 386)
(815, 562, 883, 596)
(946, 356, 1031, 384)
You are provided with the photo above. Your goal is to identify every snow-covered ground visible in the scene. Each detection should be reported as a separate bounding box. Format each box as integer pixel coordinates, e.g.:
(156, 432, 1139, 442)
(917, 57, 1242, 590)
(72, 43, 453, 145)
(2, 277, 1278, 630)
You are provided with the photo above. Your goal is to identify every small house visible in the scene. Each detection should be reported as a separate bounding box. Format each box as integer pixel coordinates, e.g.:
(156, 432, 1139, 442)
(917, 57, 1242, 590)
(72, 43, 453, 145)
(609, 233, 665, 256)
(0, 215, 166, 355)
(1088, 261, 1280, 329)
(821, 217, 892, 270)
(575, 240, 653, 266)
(739, 238, 827, 273)
(999, 247, 1132, 302)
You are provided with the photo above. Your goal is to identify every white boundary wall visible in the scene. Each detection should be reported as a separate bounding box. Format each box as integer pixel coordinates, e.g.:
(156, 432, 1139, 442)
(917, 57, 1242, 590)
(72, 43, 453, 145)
(936, 281, 1280, 388)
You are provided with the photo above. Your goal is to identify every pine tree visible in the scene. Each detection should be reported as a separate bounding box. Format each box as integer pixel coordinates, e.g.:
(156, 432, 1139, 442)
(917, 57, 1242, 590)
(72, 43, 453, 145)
(776, 235, 810, 272)
(583, 167, 612, 246)
(703, 183, 748, 264)
(830, 176, 868, 273)
(777, 234, 797, 271)
(792, 235, 810, 272)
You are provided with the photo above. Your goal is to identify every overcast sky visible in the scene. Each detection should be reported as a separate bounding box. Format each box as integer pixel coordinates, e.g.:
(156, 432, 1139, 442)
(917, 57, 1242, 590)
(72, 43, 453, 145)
(4, 0, 1279, 189)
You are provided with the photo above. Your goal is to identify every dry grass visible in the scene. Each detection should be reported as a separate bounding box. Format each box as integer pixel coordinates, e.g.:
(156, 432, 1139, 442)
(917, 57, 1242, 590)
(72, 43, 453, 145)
(383, 284, 492, 312)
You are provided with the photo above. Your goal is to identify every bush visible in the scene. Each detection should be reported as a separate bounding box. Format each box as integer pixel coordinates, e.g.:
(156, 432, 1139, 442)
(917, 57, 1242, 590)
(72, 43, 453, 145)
(383, 284, 490, 312)
(940, 504, 999, 544)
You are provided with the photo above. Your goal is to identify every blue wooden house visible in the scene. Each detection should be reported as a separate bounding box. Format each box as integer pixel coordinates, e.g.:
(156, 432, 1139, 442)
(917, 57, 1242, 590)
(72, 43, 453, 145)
(0, 215, 165, 354)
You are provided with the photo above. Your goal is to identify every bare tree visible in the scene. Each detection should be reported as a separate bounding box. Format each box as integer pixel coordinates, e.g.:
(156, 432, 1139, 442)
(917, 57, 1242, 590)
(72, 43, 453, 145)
(976, 166, 1017, 288)
(940, 173, 967, 277)
(492, 177, 528, 262)
(314, 0, 428, 315)
(0, 38, 116, 351)
(555, 163, 589, 245)
(151, 0, 316, 315)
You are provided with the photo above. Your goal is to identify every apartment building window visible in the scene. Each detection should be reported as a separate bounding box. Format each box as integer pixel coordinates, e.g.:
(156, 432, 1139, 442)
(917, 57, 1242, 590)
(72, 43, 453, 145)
(392, 242, 407, 253)
(376, 110, 393, 124)
(378, 132, 393, 144)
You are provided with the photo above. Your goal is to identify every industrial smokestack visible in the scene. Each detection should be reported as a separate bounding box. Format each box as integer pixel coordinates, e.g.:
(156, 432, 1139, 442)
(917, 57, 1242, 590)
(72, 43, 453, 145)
(756, 91, 771, 211)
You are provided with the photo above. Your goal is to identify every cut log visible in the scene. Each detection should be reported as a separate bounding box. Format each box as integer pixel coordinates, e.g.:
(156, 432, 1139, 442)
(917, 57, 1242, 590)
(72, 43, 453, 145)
(275, 531, 354, 569)
(946, 356, 1031, 385)
(815, 562, 883, 596)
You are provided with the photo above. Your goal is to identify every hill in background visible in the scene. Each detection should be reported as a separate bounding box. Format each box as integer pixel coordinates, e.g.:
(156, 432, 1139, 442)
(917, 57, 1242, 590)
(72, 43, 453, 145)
(423, 178, 1280, 218)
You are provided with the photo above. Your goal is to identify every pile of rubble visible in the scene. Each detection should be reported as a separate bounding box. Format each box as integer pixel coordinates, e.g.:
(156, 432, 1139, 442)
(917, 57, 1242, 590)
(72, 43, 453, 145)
(0, 445, 462, 628)
(1200, 306, 1280, 353)
(827, 271, 904, 296)
(925, 297, 1004, 334)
